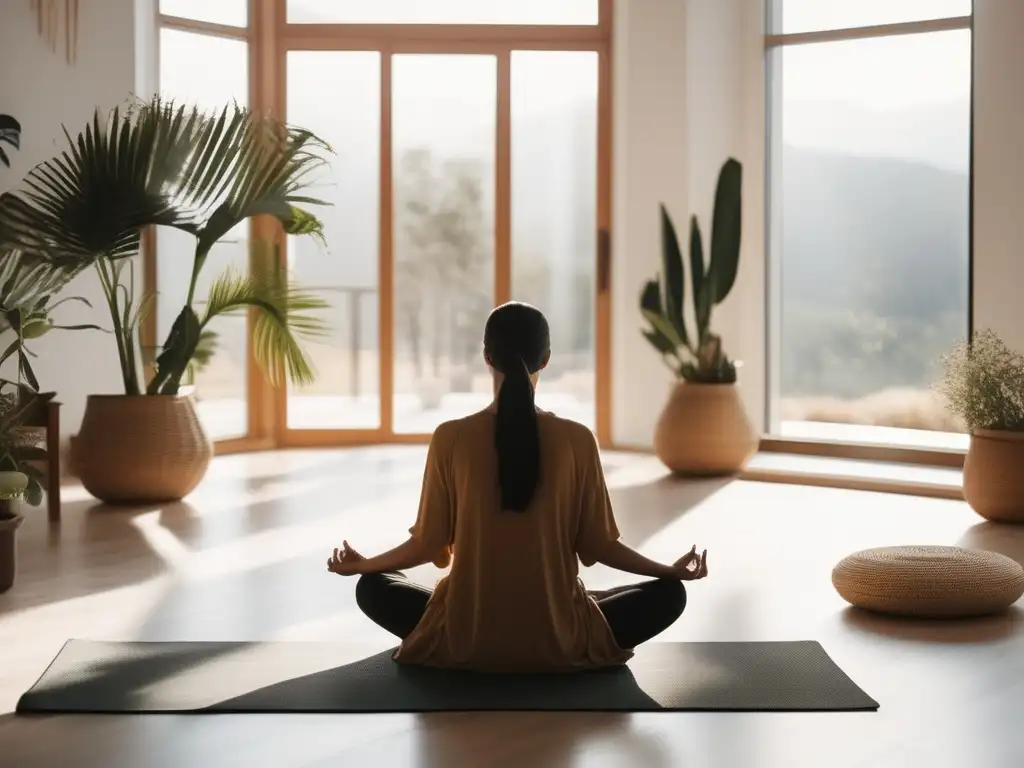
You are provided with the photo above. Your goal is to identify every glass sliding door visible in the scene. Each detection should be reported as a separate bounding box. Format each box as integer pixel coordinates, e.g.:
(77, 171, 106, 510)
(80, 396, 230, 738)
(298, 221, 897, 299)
(277, 38, 608, 444)
(286, 51, 382, 431)
(510, 50, 599, 428)
(391, 54, 498, 435)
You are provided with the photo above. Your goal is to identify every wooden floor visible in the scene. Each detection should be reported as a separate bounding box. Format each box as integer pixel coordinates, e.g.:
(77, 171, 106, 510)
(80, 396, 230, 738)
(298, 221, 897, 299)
(1, 447, 1023, 768)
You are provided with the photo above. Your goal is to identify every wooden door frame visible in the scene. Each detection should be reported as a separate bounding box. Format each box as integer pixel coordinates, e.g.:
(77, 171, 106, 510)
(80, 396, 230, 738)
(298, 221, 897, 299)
(157, 0, 614, 452)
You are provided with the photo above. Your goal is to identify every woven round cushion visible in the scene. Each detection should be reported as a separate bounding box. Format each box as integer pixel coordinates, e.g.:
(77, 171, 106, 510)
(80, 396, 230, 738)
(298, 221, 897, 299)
(832, 546, 1024, 619)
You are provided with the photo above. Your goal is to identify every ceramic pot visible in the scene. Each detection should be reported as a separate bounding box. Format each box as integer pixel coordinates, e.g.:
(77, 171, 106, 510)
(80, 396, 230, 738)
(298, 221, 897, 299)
(963, 429, 1024, 523)
(653, 381, 759, 476)
(0, 505, 23, 593)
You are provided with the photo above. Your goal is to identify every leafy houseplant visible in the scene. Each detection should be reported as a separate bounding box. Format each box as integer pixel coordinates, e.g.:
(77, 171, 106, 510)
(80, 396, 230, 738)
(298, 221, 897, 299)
(0, 248, 101, 391)
(0, 97, 333, 503)
(0, 383, 54, 593)
(938, 329, 1024, 522)
(639, 158, 758, 475)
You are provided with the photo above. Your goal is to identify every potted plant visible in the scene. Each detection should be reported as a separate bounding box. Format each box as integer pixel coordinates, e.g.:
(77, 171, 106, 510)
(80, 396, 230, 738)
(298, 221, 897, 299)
(639, 157, 758, 475)
(0, 384, 54, 593)
(937, 329, 1024, 522)
(0, 97, 332, 503)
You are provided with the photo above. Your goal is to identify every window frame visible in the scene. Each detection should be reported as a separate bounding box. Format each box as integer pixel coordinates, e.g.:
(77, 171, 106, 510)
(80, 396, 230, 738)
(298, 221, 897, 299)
(761, 2, 974, 468)
(153, 6, 267, 453)
(153, 0, 614, 453)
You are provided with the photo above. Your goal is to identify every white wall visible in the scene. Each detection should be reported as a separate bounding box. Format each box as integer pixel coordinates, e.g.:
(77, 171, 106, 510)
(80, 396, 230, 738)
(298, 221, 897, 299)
(611, 0, 765, 448)
(610, 0, 691, 447)
(972, 0, 1024, 356)
(0, 0, 155, 437)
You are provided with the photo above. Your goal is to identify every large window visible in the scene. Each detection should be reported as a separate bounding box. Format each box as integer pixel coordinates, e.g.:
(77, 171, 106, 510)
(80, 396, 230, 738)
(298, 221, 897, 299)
(157, 15, 251, 442)
(156, 1, 611, 449)
(767, 2, 973, 451)
(286, 51, 382, 432)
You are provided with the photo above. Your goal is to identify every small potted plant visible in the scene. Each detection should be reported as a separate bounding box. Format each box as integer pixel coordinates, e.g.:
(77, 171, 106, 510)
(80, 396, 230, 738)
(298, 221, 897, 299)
(937, 329, 1024, 522)
(639, 158, 758, 475)
(0, 384, 53, 593)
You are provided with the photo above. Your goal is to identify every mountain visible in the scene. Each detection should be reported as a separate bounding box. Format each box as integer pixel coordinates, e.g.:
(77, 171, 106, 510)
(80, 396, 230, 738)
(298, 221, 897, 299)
(780, 144, 970, 321)
(783, 97, 970, 173)
(779, 145, 970, 397)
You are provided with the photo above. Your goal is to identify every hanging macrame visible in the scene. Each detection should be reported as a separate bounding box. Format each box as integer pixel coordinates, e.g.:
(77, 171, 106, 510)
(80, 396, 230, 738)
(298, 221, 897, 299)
(30, 0, 79, 66)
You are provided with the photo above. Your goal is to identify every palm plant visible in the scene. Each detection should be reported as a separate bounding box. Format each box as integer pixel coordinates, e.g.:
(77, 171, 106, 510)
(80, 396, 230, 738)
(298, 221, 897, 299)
(0, 97, 332, 396)
(0, 114, 20, 168)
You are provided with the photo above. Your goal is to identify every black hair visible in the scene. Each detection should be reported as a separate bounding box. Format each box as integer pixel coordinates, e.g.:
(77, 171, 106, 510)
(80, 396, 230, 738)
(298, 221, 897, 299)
(483, 301, 551, 513)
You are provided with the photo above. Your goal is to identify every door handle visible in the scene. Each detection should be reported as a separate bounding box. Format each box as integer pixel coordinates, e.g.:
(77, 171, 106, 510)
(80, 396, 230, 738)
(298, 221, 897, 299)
(597, 228, 611, 294)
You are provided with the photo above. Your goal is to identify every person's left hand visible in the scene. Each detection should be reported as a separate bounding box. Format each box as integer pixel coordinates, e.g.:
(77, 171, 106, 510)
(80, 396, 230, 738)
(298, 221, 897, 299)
(327, 541, 365, 576)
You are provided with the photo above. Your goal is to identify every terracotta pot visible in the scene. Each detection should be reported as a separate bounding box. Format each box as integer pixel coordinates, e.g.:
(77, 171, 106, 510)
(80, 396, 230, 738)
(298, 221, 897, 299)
(654, 382, 759, 476)
(0, 505, 23, 594)
(963, 429, 1024, 523)
(76, 394, 213, 504)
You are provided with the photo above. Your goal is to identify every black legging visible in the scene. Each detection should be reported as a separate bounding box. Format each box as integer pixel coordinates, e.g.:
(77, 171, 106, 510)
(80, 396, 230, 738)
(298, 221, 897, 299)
(354, 571, 686, 651)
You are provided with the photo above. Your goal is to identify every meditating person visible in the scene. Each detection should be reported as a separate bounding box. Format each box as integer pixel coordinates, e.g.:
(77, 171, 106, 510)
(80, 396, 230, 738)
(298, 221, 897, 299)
(327, 301, 709, 672)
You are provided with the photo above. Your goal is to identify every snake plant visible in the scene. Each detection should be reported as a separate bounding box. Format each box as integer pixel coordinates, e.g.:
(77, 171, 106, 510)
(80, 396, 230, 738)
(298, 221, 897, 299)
(640, 157, 743, 384)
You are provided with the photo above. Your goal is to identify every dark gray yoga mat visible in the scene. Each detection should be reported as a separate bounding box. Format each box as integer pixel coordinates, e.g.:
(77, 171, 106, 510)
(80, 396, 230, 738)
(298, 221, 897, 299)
(17, 639, 878, 713)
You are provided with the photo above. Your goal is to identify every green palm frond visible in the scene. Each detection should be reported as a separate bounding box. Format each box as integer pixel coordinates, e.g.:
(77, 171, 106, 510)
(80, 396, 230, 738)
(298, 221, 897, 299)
(183, 329, 219, 386)
(0, 246, 86, 327)
(0, 102, 209, 265)
(200, 264, 329, 389)
(0, 114, 21, 169)
(190, 329, 219, 370)
(0, 93, 331, 279)
(184, 112, 332, 264)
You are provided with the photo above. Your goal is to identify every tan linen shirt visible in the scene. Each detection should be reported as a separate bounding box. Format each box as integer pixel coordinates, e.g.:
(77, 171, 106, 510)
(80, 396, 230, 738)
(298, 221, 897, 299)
(393, 409, 632, 673)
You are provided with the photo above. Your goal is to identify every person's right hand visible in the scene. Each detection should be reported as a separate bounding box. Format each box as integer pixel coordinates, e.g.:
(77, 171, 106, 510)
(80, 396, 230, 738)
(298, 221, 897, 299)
(327, 541, 365, 576)
(673, 545, 709, 581)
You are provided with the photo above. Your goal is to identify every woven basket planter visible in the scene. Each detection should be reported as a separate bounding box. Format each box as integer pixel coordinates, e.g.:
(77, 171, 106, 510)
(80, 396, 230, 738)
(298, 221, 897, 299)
(76, 394, 213, 504)
(963, 429, 1024, 523)
(654, 382, 759, 476)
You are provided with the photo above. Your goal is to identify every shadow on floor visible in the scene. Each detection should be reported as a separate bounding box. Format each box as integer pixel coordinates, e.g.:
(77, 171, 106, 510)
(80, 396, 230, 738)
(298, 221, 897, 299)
(211, 650, 665, 713)
(958, 521, 1024, 565)
(610, 474, 731, 546)
(16, 642, 243, 713)
(838, 605, 1024, 644)
(0, 500, 171, 614)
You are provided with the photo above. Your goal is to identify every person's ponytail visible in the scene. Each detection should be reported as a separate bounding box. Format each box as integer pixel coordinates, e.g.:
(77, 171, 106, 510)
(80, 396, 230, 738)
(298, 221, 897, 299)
(494, 355, 540, 512)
